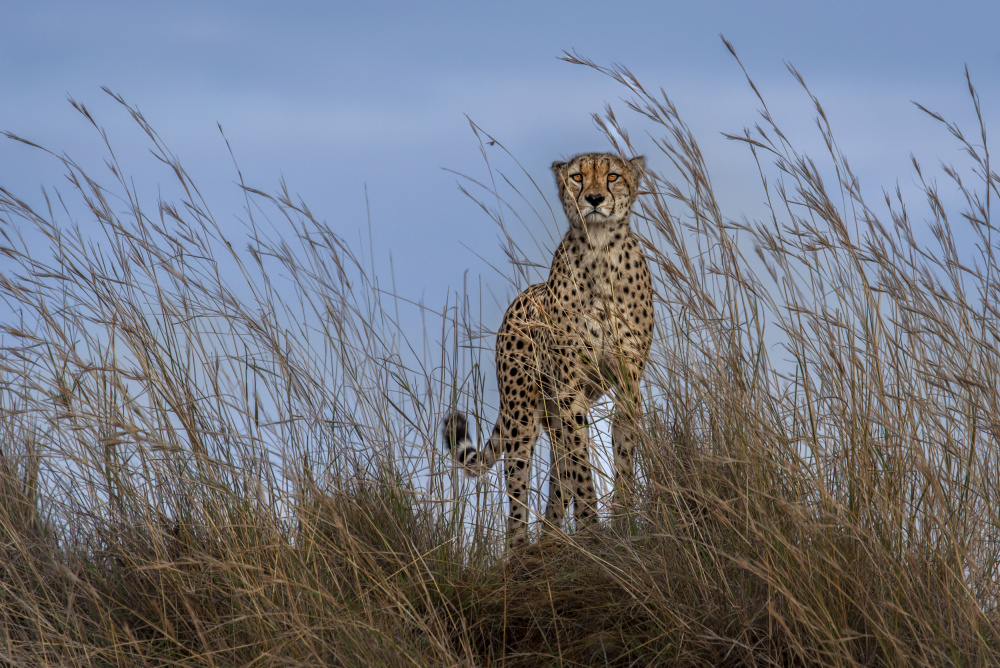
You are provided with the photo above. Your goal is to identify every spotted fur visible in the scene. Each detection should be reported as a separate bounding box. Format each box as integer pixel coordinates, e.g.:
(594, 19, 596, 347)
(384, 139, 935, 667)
(443, 152, 654, 547)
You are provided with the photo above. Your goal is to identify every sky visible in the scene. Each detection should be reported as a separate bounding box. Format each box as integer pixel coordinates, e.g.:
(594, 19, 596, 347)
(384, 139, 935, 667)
(2, 0, 999, 365)
(2, 1, 1000, 517)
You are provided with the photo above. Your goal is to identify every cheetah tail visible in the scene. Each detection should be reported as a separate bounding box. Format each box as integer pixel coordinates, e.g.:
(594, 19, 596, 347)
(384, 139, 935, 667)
(441, 411, 498, 475)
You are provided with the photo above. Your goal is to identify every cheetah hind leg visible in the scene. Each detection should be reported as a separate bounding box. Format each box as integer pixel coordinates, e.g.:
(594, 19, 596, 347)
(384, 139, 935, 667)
(441, 407, 543, 548)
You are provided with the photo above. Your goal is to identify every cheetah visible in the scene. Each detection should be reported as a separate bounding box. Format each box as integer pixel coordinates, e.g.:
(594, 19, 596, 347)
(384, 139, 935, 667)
(443, 152, 654, 547)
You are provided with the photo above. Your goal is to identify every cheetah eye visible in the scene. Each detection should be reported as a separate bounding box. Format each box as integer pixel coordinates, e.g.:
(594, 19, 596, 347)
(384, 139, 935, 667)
(571, 174, 583, 183)
(608, 174, 620, 182)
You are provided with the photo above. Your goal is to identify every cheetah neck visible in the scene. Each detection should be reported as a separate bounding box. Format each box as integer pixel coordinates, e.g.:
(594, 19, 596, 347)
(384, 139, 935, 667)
(568, 216, 631, 251)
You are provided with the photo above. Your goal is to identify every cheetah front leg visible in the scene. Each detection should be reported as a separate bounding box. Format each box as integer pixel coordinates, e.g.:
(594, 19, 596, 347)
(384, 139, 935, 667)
(610, 359, 645, 512)
(540, 398, 573, 531)
(542, 393, 598, 533)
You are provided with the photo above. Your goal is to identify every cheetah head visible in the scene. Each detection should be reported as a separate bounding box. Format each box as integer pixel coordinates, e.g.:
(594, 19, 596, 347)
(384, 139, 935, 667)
(552, 153, 645, 230)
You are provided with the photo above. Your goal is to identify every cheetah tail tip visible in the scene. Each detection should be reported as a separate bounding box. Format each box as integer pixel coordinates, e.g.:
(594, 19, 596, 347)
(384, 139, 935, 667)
(441, 411, 479, 472)
(441, 411, 468, 448)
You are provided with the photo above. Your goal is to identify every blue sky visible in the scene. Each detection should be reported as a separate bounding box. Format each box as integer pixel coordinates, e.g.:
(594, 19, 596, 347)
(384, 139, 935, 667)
(3, 0, 999, 336)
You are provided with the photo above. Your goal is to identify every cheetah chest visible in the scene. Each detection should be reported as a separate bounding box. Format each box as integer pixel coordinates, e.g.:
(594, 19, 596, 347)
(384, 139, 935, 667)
(563, 248, 644, 362)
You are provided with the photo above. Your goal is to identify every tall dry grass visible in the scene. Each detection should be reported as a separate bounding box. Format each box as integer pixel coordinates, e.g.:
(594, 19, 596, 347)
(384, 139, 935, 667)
(0, 45, 997, 665)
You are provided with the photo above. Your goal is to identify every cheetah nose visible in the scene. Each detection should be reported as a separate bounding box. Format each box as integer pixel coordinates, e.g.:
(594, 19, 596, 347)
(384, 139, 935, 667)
(585, 194, 605, 206)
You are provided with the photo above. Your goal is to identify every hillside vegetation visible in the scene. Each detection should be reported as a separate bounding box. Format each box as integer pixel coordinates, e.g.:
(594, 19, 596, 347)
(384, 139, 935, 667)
(0, 51, 997, 665)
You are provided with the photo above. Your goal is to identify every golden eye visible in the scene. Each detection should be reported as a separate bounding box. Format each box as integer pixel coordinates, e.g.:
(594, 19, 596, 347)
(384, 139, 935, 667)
(571, 174, 583, 183)
(608, 174, 619, 182)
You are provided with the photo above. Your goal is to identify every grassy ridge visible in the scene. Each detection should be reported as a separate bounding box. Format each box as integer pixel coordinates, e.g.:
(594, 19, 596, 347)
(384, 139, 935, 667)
(0, 51, 998, 665)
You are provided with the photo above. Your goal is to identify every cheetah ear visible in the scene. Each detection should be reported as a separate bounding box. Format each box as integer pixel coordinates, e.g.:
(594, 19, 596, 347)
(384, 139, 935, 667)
(551, 160, 567, 176)
(629, 156, 646, 180)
